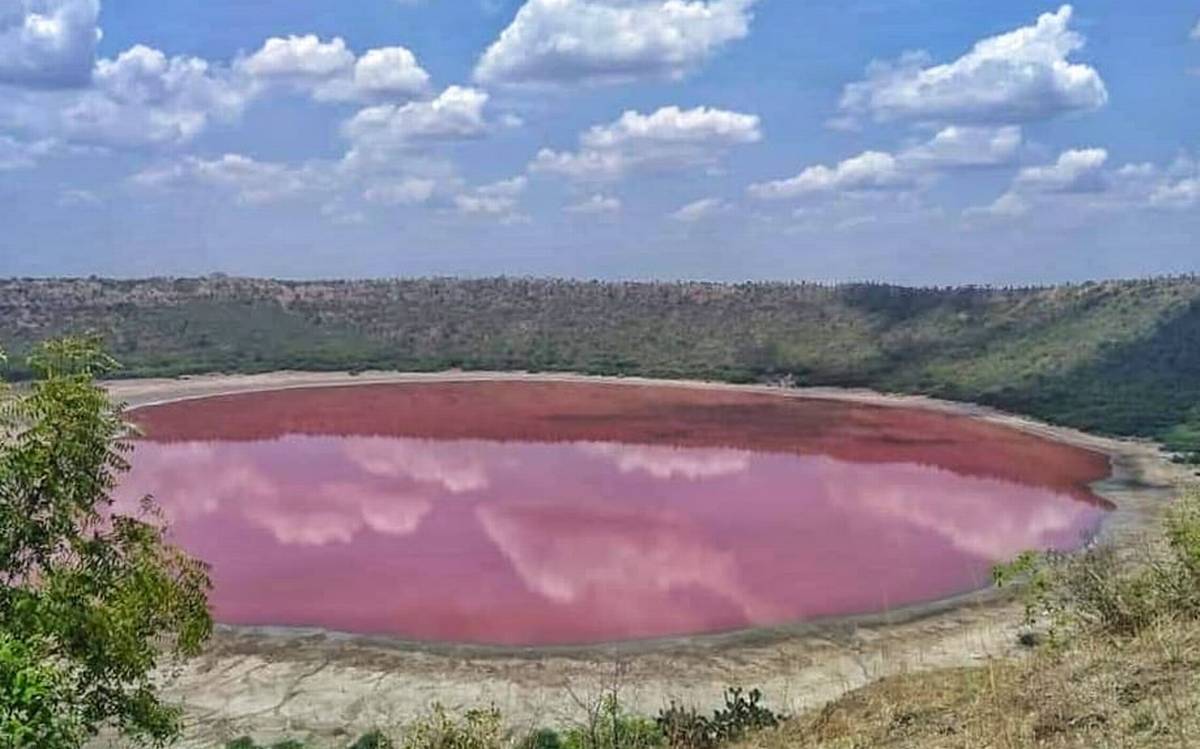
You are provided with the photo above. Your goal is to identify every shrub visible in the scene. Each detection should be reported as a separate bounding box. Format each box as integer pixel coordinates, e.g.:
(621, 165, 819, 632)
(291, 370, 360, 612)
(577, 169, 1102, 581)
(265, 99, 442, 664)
(224, 734, 392, 749)
(518, 729, 562, 749)
(559, 694, 663, 749)
(350, 730, 396, 749)
(656, 688, 781, 749)
(402, 705, 505, 749)
(995, 489, 1200, 642)
(1166, 492, 1200, 585)
(224, 739, 308, 749)
(655, 705, 710, 749)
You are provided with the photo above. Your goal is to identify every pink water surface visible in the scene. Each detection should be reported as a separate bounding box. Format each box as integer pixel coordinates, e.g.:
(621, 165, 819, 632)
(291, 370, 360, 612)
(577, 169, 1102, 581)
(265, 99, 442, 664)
(117, 382, 1112, 646)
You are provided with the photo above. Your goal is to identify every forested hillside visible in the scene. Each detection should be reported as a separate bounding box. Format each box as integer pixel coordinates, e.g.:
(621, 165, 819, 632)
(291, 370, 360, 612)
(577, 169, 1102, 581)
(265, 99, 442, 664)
(2, 276, 1198, 459)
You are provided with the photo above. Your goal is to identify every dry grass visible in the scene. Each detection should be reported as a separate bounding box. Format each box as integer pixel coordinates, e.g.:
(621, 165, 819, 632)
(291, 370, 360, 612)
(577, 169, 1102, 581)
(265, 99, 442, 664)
(738, 616, 1200, 748)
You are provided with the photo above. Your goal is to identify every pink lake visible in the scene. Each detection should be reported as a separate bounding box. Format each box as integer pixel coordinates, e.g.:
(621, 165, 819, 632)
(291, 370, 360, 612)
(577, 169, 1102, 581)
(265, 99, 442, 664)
(118, 381, 1113, 646)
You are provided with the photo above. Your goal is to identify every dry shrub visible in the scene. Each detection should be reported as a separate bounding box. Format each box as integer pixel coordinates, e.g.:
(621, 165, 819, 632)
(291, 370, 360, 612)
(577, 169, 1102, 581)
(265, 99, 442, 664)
(403, 706, 506, 749)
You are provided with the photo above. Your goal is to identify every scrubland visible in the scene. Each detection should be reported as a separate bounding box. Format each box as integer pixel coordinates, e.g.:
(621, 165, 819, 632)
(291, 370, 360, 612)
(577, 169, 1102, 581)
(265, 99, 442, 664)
(3, 276, 1199, 462)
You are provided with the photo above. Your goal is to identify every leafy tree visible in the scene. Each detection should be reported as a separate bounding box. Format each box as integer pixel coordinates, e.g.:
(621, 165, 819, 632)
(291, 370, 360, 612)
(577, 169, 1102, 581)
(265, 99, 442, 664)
(0, 338, 212, 748)
(0, 632, 85, 748)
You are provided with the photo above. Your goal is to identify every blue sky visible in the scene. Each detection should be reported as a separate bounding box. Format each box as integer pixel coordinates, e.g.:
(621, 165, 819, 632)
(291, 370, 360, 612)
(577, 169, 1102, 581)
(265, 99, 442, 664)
(0, 1, 1197, 283)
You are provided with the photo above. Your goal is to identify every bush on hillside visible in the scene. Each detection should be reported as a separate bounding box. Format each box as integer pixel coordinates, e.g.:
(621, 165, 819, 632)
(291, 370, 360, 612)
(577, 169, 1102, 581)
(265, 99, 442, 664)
(402, 705, 505, 749)
(995, 490, 1200, 642)
(657, 688, 782, 749)
(350, 731, 396, 749)
(225, 733, 393, 749)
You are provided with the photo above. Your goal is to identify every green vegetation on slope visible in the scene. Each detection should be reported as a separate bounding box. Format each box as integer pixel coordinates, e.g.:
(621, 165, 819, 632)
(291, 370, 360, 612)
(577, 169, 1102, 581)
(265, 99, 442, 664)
(222, 686, 782, 749)
(2, 276, 1200, 459)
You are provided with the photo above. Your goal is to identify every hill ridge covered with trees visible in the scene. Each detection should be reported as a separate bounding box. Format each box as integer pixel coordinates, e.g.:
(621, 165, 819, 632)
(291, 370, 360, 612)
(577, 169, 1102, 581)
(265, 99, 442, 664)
(2, 275, 1198, 460)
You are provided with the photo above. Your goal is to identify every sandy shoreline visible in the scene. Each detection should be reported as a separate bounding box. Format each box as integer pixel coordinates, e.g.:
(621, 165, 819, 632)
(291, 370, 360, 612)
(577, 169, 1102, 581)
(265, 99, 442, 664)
(101, 371, 1190, 748)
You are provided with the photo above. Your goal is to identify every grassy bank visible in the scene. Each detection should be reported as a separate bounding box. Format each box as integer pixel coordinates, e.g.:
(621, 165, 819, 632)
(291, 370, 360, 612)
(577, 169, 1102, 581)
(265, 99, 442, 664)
(3, 276, 1200, 462)
(741, 618, 1199, 748)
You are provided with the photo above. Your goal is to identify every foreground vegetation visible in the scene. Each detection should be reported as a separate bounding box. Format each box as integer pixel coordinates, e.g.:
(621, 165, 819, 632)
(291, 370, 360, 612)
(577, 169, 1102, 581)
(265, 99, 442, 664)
(0, 340, 212, 748)
(2, 276, 1199, 462)
(222, 688, 780, 749)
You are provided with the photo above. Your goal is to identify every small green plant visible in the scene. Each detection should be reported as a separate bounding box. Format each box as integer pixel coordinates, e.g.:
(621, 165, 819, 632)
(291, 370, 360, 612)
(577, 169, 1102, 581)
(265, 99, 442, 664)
(558, 693, 663, 749)
(711, 687, 781, 740)
(656, 688, 781, 749)
(224, 735, 394, 749)
(993, 550, 1057, 627)
(349, 730, 396, 749)
(518, 728, 562, 749)
(224, 739, 309, 749)
(1166, 492, 1200, 583)
(655, 705, 710, 749)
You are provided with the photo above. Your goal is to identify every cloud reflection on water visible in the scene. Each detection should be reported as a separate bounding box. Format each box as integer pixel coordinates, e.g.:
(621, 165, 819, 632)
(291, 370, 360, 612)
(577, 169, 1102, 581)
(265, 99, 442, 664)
(114, 431, 1107, 643)
(577, 442, 752, 480)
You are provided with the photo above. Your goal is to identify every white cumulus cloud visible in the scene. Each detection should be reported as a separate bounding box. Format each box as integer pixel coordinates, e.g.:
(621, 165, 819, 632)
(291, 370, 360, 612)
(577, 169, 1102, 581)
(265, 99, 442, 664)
(966, 191, 1031, 219)
(0, 0, 100, 87)
(239, 34, 355, 79)
(0, 2, 259, 148)
(1139, 156, 1200, 210)
(454, 175, 528, 218)
(0, 44, 253, 147)
(670, 196, 728, 222)
(839, 5, 1107, 125)
(343, 85, 490, 151)
(239, 35, 430, 102)
(1150, 178, 1200, 209)
(473, 0, 757, 86)
(1014, 147, 1108, 193)
(750, 126, 1022, 202)
(749, 151, 913, 200)
(132, 153, 321, 205)
(581, 105, 761, 149)
(531, 105, 760, 182)
(966, 147, 1111, 219)
(345, 46, 431, 98)
(897, 125, 1022, 169)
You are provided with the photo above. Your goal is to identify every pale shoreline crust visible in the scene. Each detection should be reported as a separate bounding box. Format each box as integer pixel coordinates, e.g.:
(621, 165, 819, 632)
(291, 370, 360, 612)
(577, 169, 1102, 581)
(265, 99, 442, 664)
(101, 371, 1191, 748)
